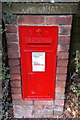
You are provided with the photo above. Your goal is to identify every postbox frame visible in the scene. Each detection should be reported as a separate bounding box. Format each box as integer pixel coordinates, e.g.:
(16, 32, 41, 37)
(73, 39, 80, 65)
(19, 26, 58, 100)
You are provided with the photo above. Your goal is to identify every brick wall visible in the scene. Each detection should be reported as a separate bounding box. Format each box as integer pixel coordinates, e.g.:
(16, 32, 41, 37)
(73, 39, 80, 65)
(4, 15, 72, 118)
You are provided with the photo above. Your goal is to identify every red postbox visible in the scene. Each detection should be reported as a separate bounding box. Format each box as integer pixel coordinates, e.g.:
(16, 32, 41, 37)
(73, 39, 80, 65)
(19, 26, 58, 100)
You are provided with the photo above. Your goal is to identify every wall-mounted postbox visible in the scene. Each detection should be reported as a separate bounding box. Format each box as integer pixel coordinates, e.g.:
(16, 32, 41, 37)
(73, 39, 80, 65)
(19, 26, 58, 100)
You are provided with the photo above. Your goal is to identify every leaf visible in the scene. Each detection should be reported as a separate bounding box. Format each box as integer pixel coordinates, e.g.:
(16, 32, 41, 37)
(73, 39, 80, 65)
(78, 105, 80, 109)
(9, 103, 13, 106)
(0, 116, 2, 119)
(5, 74, 10, 79)
(70, 85, 74, 89)
(77, 83, 80, 88)
(77, 92, 80, 97)
(0, 95, 3, 98)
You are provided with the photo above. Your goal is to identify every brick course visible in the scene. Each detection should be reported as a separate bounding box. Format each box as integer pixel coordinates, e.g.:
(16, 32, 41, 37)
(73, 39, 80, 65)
(18, 15, 44, 24)
(46, 16, 72, 25)
(55, 100, 64, 105)
(8, 52, 19, 58)
(10, 74, 21, 80)
(34, 101, 54, 105)
(57, 67, 67, 74)
(7, 43, 19, 51)
(13, 100, 33, 105)
(9, 59, 20, 66)
(12, 94, 22, 100)
(33, 109, 53, 118)
(13, 105, 33, 118)
(55, 93, 65, 100)
(57, 60, 68, 66)
(56, 74, 67, 80)
(6, 34, 18, 43)
(11, 88, 21, 94)
(4, 15, 72, 118)
(5, 25, 17, 33)
(58, 44, 69, 52)
(10, 81, 21, 87)
(10, 66, 20, 74)
(58, 36, 70, 44)
(57, 52, 69, 59)
(56, 81, 66, 87)
(59, 26, 71, 35)
(32, 105, 43, 110)
(55, 87, 65, 94)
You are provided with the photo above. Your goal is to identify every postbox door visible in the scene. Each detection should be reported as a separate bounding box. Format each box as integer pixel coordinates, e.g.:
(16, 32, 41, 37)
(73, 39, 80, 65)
(25, 51, 55, 99)
(19, 26, 58, 100)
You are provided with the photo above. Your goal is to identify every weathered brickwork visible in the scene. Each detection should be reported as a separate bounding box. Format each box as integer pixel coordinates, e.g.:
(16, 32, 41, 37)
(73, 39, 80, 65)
(4, 15, 72, 118)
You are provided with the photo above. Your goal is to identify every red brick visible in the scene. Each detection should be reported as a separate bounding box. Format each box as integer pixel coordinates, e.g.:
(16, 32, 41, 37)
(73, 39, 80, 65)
(34, 109, 53, 118)
(46, 15, 72, 25)
(13, 99, 33, 105)
(10, 74, 21, 80)
(5, 25, 17, 33)
(54, 105, 64, 111)
(9, 59, 20, 66)
(13, 105, 33, 118)
(57, 60, 68, 66)
(6, 34, 18, 42)
(57, 67, 67, 74)
(11, 88, 21, 94)
(58, 44, 69, 52)
(58, 36, 70, 44)
(57, 52, 69, 59)
(56, 74, 67, 80)
(10, 81, 21, 87)
(7, 43, 18, 51)
(59, 26, 71, 35)
(55, 93, 65, 100)
(55, 87, 65, 93)
(18, 15, 44, 24)
(12, 94, 21, 99)
(8, 52, 19, 58)
(32, 105, 43, 110)
(34, 101, 54, 105)
(20, 105, 33, 110)
(56, 81, 66, 87)
(44, 105, 55, 109)
(55, 100, 64, 105)
(10, 66, 20, 73)
(54, 111, 63, 116)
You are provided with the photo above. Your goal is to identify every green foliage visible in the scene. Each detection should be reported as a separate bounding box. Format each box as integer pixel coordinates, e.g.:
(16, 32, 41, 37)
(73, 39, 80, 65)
(3, 12, 18, 27)
(70, 50, 80, 97)
(0, 28, 6, 34)
(2, 62, 10, 119)
(2, 63, 10, 80)
(3, 12, 13, 24)
(75, 50, 80, 73)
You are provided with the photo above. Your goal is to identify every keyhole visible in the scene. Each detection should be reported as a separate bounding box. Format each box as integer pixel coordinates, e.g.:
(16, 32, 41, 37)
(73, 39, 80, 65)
(48, 94, 50, 96)
(30, 75, 32, 77)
